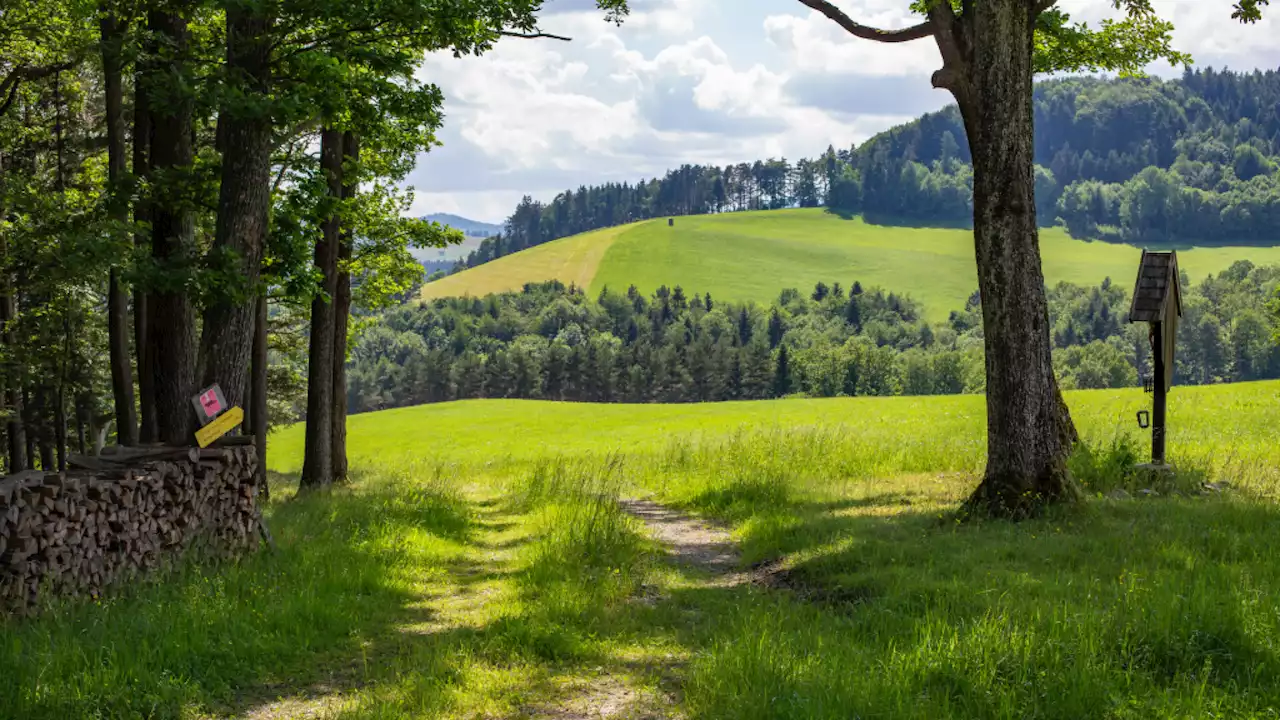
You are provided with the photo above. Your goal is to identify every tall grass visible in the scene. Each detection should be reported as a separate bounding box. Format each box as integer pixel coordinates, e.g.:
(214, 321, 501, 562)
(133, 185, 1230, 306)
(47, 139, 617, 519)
(0, 464, 472, 719)
(5, 384, 1279, 718)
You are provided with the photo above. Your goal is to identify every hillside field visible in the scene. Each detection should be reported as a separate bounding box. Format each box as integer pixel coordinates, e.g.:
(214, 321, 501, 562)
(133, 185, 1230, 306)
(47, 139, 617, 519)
(268, 381, 1280, 484)
(420, 209, 1280, 321)
(8, 384, 1280, 718)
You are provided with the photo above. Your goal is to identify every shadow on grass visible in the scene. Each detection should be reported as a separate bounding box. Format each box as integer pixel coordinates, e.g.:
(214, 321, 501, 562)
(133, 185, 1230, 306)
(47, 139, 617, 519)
(0, 475, 478, 720)
(823, 207, 974, 231)
(665, 491, 1280, 719)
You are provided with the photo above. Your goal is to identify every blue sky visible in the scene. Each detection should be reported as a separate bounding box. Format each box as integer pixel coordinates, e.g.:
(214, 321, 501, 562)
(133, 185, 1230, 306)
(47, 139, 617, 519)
(407, 0, 1280, 224)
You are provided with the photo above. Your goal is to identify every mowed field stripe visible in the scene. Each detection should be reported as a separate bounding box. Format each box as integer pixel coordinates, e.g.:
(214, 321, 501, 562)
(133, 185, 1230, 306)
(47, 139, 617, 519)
(419, 223, 634, 301)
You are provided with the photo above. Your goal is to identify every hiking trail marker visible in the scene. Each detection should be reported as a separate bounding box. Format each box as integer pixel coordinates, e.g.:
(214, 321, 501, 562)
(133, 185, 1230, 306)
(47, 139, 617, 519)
(191, 383, 244, 448)
(1127, 250, 1182, 468)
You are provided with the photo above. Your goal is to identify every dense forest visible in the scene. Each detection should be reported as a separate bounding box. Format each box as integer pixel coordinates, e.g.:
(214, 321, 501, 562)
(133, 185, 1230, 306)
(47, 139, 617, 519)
(450, 67, 1280, 273)
(345, 261, 1280, 413)
(0, 0, 627, 480)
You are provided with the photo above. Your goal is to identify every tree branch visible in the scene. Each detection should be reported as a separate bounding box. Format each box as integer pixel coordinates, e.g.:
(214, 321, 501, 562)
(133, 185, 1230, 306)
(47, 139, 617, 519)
(0, 62, 76, 118)
(795, 0, 935, 42)
(1034, 0, 1059, 14)
(499, 30, 572, 41)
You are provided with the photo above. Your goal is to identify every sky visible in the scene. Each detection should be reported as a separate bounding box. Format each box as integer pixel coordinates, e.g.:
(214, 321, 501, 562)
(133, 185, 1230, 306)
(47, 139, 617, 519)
(407, 0, 1280, 225)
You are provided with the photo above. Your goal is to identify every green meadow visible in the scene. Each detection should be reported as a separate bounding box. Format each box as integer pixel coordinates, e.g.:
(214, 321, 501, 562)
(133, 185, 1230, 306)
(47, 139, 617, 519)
(4, 382, 1280, 718)
(422, 209, 1280, 321)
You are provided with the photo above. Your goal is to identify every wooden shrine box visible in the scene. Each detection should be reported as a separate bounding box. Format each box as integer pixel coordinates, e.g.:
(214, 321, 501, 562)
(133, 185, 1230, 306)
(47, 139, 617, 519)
(1127, 250, 1182, 466)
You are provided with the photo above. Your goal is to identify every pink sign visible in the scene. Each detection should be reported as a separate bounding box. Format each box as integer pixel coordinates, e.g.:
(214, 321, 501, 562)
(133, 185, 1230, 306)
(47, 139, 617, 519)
(200, 390, 222, 417)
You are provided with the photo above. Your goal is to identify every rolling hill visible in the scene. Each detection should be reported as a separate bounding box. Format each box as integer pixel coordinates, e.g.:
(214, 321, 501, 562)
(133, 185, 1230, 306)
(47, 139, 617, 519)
(412, 214, 505, 262)
(423, 213, 502, 237)
(419, 208, 1280, 321)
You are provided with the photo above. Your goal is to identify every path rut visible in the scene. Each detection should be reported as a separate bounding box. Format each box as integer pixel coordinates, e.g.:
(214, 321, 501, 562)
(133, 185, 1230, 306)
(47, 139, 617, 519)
(618, 499, 747, 588)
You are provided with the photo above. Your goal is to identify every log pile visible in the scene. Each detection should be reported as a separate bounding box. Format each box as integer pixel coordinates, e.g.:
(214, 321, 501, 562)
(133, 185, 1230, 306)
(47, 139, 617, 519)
(0, 439, 263, 614)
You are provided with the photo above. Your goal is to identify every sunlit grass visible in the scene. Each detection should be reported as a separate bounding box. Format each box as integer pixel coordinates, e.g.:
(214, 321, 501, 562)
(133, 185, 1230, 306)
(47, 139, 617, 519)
(3, 381, 1279, 718)
(420, 208, 1280, 321)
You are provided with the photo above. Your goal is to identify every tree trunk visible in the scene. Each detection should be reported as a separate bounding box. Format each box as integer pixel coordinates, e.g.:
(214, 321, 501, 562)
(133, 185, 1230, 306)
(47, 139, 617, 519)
(101, 7, 138, 446)
(0, 180, 26, 472)
(331, 131, 358, 482)
(75, 398, 86, 455)
(252, 293, 269, 499)
(199, 2, 272, 409)
(146, 8, 199, 446)
(35, 387, 53, 470)
(23, 387, 35, 469)
(939, 0, 1080, 518)
(134, 64, 157, 444)
(299, 128, 343, 488)
(55, 386, 67, 472)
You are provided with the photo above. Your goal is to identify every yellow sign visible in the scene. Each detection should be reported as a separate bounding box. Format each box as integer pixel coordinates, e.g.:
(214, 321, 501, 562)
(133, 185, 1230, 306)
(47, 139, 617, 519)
(195, 406, 245, 448)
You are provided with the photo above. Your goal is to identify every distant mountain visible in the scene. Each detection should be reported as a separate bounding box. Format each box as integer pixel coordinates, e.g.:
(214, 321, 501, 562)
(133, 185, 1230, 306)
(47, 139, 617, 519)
(424, 213, 502, 238)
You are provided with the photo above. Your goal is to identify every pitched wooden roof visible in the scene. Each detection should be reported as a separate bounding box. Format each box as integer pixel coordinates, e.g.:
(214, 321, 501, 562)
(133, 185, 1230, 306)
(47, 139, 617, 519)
(1128, 250, 1182, 323)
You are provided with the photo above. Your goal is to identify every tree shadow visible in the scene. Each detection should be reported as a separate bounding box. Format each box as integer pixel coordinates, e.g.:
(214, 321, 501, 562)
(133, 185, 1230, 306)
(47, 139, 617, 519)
(1, 476, 485, 720)
(824, 207, 974, 231)
(661, 491, 1280, 717)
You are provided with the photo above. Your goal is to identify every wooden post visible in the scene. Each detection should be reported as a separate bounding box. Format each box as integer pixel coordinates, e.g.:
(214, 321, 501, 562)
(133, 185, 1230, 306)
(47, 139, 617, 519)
(1151, 321, 1167, 465)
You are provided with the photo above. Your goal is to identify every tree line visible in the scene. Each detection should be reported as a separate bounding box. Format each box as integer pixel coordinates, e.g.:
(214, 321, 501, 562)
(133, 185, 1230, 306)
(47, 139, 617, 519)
(448, 67, 1280, 275)
(0, 0, 627, 484)
(347, 261, 1280, 412)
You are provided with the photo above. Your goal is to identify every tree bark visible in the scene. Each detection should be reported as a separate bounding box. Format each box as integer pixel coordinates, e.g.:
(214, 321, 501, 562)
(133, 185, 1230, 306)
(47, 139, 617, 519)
(146, 8, 199, 445)
(934, 0, 1080, 517)
(23, 388, 35, 469)
(35, 386, 53, 470)
(331, 131, 358, 482)
(299, 128, 343, 488)
(0, 155, 26, 472)
(55, 385, 67, 472)
(199, 2, 272, 409)
(133, 62, 157, 444)
(252, 293, 269, 499)
(101, 7, 138, 446)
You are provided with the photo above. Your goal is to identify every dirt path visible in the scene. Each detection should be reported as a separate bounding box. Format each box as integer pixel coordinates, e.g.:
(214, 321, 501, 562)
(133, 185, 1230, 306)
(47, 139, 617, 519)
(619, 499, 748, 588)
(239, 496, 743, 720)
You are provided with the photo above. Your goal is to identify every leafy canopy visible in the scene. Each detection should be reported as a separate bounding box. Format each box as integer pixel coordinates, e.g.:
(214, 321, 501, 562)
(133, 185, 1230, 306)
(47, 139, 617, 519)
(904, 0, 1268, 77)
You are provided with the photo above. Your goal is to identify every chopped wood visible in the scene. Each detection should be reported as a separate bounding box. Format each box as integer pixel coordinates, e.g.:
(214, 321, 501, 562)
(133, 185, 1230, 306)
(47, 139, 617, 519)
(0, 444, 265, 615)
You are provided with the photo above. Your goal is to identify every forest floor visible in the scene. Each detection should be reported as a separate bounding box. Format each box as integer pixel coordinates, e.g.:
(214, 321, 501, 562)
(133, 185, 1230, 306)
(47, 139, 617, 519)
(7, 385, 1280, 718)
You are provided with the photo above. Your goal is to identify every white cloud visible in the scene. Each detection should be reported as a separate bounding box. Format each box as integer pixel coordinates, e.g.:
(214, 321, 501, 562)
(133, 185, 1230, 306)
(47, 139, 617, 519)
(762, 6, 941, 77)
(404, 0, 1280, 223)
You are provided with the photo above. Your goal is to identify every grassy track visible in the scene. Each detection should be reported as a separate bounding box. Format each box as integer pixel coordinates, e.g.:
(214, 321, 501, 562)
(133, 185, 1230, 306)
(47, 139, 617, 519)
(4, 382, 1280, 718)
(423, 209, 1280, 321)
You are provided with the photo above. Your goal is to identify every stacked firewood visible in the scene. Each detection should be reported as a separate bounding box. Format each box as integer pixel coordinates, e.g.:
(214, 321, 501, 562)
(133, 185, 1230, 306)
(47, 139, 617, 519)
(0, 439, 263, 613)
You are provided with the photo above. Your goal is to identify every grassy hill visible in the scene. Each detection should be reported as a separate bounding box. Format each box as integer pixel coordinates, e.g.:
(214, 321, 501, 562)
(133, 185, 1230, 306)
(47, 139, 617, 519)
(420, 209, 1280, 321)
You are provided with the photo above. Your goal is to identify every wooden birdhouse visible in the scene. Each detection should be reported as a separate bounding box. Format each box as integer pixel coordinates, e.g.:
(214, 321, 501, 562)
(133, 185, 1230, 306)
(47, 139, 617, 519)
(1127, 250, 1182, 466)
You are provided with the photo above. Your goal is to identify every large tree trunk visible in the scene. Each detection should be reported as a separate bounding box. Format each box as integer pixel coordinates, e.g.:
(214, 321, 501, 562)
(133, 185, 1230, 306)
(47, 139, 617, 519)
(331, 131, 358, 482)
(146, 8, 199, 445)
(0, 157, 26, 472)
(252, 293, 268, 498)
(299, 128, 344, 488)
(133, 78, 156, 444)
(101, 7, 138, 446)
(133, 65, 157, 444)
(939, 0, 1080, 518)
(199, 3, 272, 409)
